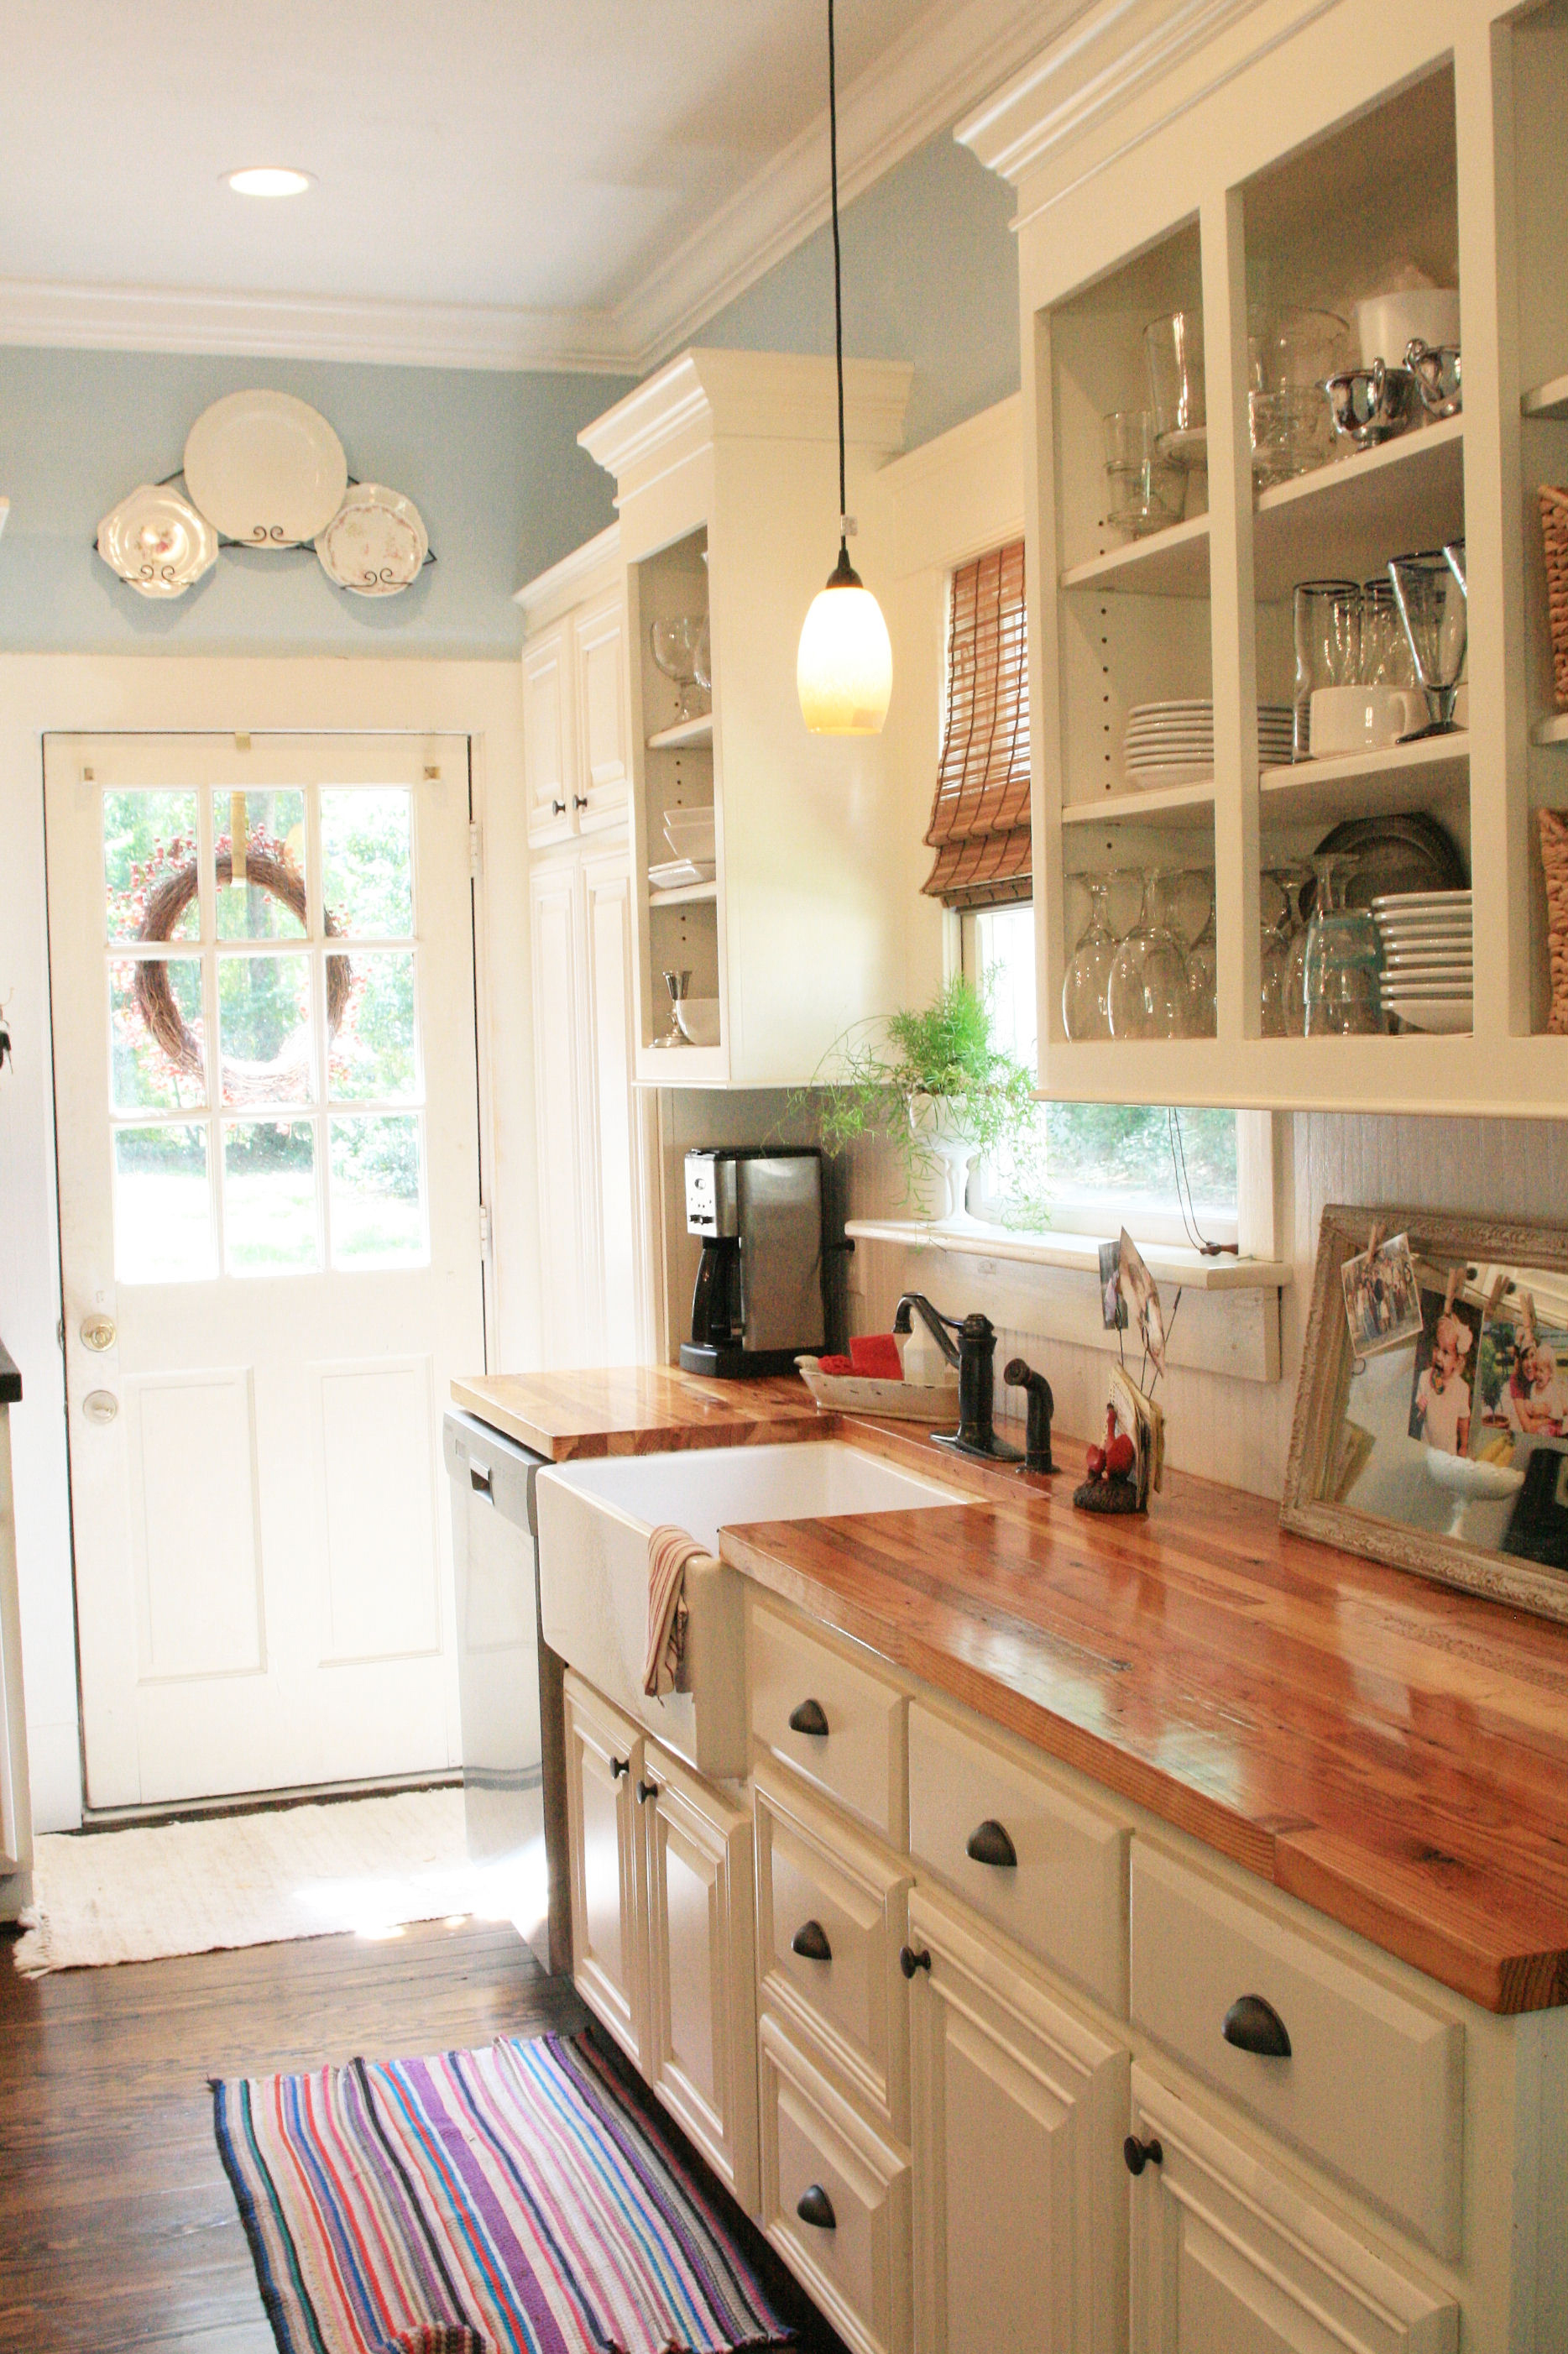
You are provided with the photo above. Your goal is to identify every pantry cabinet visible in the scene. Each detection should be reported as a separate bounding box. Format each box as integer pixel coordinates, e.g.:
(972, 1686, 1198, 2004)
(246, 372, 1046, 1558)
(520, 530, 656, 1368)
(562, 1671, 759, 2212)
(958, 0, 1568, 1113)
(578, 349, 913, 1088)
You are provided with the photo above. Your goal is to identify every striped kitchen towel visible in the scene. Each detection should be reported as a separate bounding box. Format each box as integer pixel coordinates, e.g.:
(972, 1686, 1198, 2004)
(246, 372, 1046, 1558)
(212, 2027, 790, 2354)
(643, 1524, 705, 1699)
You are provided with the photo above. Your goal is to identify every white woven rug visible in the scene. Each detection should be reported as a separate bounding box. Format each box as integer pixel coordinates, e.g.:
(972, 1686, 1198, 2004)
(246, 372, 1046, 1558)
(12, 1786, 533, 1975)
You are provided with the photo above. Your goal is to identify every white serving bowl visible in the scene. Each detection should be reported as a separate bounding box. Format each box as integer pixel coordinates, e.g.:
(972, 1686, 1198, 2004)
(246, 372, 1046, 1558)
(674, 995, 721, 1047)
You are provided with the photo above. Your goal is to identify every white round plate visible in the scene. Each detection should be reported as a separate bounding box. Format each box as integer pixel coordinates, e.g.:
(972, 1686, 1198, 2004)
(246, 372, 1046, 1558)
(315, 484, 428, 595)
(97, 483, 219, 599)
(1382, 997, 1473, 1033)
(1125, 762, 1214, 790)
(1377, 926, 1473, 946)
(1372, 889, 1471, 909)
(1128, 698, 1215, 714)
(1380, 979, 1474, 996)
(184, 390, 348, 547)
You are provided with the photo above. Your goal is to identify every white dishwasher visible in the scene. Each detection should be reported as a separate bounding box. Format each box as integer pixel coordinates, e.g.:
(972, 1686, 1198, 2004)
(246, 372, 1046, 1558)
(443, 1408, 562, 1972)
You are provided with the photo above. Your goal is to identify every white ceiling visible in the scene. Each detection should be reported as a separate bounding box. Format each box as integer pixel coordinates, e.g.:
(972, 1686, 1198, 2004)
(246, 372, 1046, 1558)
(0, 0, 1065, 371)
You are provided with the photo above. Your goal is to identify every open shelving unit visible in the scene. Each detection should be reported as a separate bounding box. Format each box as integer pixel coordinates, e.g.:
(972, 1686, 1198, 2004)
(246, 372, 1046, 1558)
(968, 0, 1568, 1110)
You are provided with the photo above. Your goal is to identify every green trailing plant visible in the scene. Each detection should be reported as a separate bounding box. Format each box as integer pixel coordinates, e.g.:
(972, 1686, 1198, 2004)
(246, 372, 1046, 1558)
(804, 975, 1046, 1221)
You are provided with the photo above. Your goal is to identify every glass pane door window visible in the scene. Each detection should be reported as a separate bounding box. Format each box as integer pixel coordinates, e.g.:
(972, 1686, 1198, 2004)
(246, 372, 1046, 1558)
(102, 781, 427, 1280)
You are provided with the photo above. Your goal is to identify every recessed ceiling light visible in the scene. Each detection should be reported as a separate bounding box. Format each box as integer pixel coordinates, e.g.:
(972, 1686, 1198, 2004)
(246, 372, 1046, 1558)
(227, 166, 312, 198)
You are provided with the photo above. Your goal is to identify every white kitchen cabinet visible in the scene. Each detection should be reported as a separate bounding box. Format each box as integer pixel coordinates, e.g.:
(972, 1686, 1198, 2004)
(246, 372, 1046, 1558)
(521, 526, 656, 1371)
(563, 1671, 644, 2065)
(579, 349, 914, 1088)
(562, 1671, 760, 2212)
(638, 1740, 760, 2213)
(907, 1885, 1127, 2354)
(1127, 2064, 1456, 2354)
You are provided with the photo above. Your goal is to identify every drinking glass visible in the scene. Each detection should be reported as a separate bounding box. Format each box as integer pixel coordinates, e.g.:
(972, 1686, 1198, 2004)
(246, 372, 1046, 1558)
(1102, 410, 1186, 536)
(1144, 311, 1206, 465)
(1062, 876, 1119, 1040)
(1293, 578, 1362, 759)
(1272, 861, 1314, 1033)
(1108, 868, 1192, 1039)
(1266, 307, 1355, 395)
(1303, 855, 1385, 1035)
(650, 616, 704, 719)
(1388, 551, 1467, 734)
(1182, 871, 1217, 1038)
(1258, 871, 1291, 1037)
(1360, 576, 1417, 687)
(1248, 387, 1334, 484)
(1444, 538, 1466, 594)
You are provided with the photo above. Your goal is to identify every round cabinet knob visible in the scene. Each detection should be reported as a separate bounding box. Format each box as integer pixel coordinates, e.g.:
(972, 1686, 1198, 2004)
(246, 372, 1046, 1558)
(551, 798, 567, 815)
(81, 1389, 118, 1424)
(610, 1756, 630, 1780)
(899, 1945, 932, 1980)
(792, 1919, 832, 1963)
(1123, 2135, 1163, 2177)
(787, 1698, 829, 1738)
(796, 2184, 836, 2231)
(636, 1779, 659, 1804)
(1222, 1994, 1292, 2058)
(572, 793, 588, 810)
(964, 1818, 1017, 1869)
(80, 1315, 116, 1352)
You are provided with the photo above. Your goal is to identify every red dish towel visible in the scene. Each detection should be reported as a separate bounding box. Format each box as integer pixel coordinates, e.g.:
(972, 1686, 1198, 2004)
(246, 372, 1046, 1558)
(644, 1524, 703, 1699)
(850, 1333, 904, 1381)
(815, 1354, 855, 1375)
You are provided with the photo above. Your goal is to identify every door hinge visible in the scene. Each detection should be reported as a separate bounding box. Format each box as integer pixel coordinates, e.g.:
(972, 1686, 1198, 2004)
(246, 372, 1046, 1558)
(478, 1201, 493, 1256)
(468, 820, 483, 880)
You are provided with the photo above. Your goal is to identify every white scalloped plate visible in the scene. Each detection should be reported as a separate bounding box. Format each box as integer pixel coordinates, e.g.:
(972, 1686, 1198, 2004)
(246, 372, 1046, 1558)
(97, 483, 219, 599)
(184, 390, 348, 547)
(315, 483, 428, 596)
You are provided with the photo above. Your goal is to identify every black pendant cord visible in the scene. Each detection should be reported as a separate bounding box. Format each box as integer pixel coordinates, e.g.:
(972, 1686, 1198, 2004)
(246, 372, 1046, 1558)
(826, 0, 860, 589)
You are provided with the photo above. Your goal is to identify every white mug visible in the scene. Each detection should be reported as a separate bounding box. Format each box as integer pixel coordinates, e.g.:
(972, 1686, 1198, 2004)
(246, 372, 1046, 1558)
(1309, 683, 1426, 755)
(1356, 289, 1461, 370)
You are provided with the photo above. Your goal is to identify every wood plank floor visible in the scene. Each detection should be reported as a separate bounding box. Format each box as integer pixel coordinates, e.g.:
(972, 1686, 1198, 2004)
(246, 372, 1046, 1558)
(0, 1916, 845, 2354)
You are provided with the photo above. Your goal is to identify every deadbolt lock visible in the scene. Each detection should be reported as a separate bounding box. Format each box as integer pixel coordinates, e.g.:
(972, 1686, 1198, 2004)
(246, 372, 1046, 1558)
(80, 1316, 117, 1352)
(81, 1390, 118, 1424)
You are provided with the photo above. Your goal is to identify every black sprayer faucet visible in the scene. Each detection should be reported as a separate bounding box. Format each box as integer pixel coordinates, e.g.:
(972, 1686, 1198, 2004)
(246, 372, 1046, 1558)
(893, 1295, 1023, 1465)
(1004, 1357, 1055, 1473)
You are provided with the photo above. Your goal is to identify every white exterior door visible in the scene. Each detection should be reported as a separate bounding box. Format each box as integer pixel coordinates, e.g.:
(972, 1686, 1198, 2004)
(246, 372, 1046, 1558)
(45, 733, 485, 1809)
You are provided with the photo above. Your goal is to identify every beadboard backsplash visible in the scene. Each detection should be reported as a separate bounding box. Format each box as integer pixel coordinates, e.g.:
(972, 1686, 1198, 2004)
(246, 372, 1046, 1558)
(661, 1089, 1568, 1504)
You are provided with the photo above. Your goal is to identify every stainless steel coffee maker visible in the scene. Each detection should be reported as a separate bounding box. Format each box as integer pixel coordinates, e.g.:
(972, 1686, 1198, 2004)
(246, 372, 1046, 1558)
(679, 1148, 826, 1378)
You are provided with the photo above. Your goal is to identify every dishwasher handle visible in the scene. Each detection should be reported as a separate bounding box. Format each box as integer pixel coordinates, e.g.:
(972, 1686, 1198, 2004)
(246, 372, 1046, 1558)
(469, 1462, 494, 1497)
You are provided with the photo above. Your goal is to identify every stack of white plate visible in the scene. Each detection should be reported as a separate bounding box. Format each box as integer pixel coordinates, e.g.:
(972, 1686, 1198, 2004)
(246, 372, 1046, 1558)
(1372, 890, 1472, 1033)
(1123, 701, 1293, 789)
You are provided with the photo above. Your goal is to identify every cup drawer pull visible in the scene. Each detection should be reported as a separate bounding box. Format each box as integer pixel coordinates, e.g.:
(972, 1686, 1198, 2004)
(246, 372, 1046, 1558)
(965, 1818, 1017, 1869)
(796, 2183, 836, 2231)
(792, 1919, 833, 1962)
(788, 1697, 830, 1737)
(1222, 1993, 1292, 2058)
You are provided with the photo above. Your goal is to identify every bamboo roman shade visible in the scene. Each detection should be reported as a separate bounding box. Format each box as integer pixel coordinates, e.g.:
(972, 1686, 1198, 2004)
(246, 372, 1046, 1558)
(921, 537, 1030, 909)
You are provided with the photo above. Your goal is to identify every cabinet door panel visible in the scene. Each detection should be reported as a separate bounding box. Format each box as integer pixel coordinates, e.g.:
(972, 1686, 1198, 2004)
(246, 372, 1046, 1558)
(528, 866, 587, 1366)
(908, 1887, 1126, 2354)
(1129, 2064, 1457, 2354)
(523, 623, 575, 845)
(640, 1742, 759, 2214)
(574, 590, 631, 824)
(563, 1671, 642, 2064)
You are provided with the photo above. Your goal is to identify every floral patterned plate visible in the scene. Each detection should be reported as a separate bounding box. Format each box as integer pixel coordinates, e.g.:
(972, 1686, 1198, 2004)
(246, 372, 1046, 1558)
(97, 483, 219, 599)
(315, 484, 428, 596)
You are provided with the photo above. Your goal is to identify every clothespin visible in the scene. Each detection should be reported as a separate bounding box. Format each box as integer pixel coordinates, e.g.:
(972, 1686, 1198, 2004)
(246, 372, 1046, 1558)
(1521, 1290, 1539, 1347)
(1366, 1219, 1384, 1261)
(1484, 1272, 1507, 1320)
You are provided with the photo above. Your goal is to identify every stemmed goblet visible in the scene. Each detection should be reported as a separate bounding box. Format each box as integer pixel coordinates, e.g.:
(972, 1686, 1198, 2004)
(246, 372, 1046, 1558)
(1062, 876, 1119, 1041)
(1108, 868, 1192, 1040)
(1388, 550, 1467, 736)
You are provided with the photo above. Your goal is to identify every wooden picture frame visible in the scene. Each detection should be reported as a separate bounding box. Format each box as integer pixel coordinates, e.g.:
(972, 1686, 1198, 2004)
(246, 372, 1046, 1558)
(1282, 1203, 1568, 1625)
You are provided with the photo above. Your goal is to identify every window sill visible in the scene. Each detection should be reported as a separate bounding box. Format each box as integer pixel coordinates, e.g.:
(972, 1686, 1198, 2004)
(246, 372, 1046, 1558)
(844, 1217, 1291, 1292)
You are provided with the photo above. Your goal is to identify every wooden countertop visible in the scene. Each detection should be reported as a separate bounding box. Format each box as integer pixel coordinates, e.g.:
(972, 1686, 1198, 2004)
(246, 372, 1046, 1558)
(450, 1367, 826, 1461)
(452, 1365, 1568, 2013)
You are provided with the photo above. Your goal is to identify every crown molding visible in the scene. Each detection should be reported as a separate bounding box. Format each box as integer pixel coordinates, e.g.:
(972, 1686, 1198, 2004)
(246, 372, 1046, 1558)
(0, 0, 1082, 377)
(514, 522, 622, 627)
(579, 350, 912, 493)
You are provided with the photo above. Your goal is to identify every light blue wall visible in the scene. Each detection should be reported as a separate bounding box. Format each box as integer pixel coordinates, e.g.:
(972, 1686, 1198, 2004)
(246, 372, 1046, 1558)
(697, 128, 1019, 451)
(0, 351, 633, 656)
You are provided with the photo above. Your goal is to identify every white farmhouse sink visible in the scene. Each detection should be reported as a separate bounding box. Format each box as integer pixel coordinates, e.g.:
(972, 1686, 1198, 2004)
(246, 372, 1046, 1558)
(535, 1441, 959, 1776)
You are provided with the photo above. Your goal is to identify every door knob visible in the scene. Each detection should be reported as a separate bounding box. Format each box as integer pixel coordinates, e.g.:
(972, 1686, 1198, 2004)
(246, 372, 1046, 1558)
(788, 1697, 829, 1737)
(1222, 1994, 1292, 2058)
(964, 1818, 1017, 1869)
(81, 1389, 118, 1423)
(792, 1919, 832, 1962)
(1123, 2135, 1163, 2176)
(80, 1315, 116, 1352)
(796, 2184, 836, 2231)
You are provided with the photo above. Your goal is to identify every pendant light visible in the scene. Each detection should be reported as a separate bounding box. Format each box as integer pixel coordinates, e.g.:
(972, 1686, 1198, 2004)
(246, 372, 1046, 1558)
(796, 0, 893, 735)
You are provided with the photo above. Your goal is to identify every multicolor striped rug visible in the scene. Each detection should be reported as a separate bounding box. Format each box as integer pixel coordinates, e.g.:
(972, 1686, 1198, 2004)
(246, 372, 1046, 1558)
(212, 2030, 791, 2354)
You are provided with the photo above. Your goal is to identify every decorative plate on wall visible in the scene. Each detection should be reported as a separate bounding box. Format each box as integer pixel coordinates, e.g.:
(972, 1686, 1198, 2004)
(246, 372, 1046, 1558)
(183, 390, 348, 547)
(315, 484, 428, 595)
(97, 483, 219, 598)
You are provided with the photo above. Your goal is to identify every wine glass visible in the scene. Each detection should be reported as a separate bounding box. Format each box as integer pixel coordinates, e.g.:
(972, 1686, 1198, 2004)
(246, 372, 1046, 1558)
(1304, 855, 1385, 1035)
(1258, 871, 1291, 1037)
(1109, 869, 1191, 1039)
(650, 616, 704, 720)
(1182, 870, 1217, 1038)
(1388, 551, 1467, 735)
(1272, 861, 1314, 1033)
(1062, 876, 1118, 1040)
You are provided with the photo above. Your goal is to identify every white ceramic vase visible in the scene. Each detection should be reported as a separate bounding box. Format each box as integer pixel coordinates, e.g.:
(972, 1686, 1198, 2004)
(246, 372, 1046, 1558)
(907, 1096, 981, 1226)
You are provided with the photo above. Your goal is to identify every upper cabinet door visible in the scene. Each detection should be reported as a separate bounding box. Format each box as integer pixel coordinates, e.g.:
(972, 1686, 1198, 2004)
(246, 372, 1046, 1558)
(573, 588, 632, 832)
(523, 620, 576, 846)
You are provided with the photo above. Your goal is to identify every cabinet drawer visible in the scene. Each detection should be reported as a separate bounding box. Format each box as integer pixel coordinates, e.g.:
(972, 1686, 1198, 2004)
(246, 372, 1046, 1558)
(1130, 1844, 1464, 2259)
(755, 1762, 912, 2137)
(759, 2013, 911, 2354)
(750, 1603, 905, 1844)
(907, 1702, 1128, 2012)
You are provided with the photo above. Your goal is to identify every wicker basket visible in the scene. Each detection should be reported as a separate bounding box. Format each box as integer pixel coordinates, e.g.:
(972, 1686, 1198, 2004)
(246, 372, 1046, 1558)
(1539, 486, 1568, 710)
(1539, 808, 1568, 1035)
